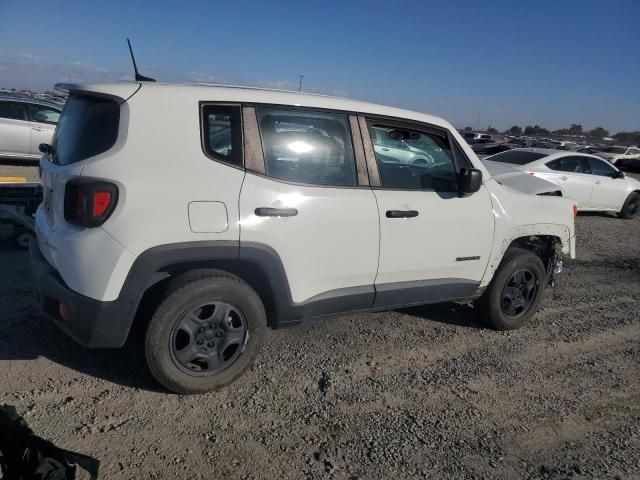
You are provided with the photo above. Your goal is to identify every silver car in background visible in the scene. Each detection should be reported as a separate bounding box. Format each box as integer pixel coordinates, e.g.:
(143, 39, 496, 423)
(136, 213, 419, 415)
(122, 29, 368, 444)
(0, 95, 62, 160)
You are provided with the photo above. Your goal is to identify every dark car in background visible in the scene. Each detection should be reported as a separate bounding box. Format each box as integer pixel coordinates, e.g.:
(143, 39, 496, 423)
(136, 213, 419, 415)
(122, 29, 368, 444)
(467, 138, 512, 155)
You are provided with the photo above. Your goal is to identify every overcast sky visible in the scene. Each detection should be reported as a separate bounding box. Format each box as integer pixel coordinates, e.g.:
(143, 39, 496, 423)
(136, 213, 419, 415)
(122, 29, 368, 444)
(1, 0, 639, 133)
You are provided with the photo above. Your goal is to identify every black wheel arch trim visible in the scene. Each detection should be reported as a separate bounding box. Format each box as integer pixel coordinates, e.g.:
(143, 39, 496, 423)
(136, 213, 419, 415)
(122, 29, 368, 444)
(125, 240, 480, 328)
(31, 239, 481, 348)
(129, 239, 480, 328)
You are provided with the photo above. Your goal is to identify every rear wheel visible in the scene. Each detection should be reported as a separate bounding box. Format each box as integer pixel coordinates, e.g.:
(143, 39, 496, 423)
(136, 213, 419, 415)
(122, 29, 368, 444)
(13, 228, 34, 249)
(476, 248, 547, 330)
(619, 192, 640, 219)
(145, 270, 266, 394)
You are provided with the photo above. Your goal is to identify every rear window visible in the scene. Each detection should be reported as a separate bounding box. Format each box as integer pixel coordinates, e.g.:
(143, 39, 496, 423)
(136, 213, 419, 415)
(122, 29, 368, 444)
(51, 94, 119, 165)
(487, 150, 547, 165)
(0, 101, 27, 121)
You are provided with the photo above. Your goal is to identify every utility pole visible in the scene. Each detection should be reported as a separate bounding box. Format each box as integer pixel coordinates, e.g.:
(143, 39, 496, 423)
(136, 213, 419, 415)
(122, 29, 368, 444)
(298, 74, 305, 92)
(476, 110, 481, 131)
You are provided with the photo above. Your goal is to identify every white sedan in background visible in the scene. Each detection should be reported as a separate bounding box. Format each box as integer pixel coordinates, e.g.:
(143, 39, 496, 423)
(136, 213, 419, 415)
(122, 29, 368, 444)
(485, 148, 640, 219)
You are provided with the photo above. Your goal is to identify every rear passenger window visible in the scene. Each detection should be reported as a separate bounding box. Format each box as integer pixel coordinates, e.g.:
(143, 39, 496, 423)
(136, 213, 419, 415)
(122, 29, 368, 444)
(0, 102, 27, 121)
(256, 108, 357, 186)
(201, 104, 243, 167)
(368, 122, 458, 191)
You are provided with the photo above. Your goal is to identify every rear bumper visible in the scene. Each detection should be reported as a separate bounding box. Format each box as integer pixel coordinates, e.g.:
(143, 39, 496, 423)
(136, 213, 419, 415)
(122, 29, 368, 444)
(29, 239, 132, 348)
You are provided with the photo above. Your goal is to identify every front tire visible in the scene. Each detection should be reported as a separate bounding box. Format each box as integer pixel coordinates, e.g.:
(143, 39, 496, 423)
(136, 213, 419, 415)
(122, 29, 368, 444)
(145, 270, 267, 394)
(476, 248, 547, 330)
(618, 192, 640, 219)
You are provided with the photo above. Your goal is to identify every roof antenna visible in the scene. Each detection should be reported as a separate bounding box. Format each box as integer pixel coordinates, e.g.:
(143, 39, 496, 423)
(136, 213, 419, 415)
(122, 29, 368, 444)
(127, 38, 156, 82)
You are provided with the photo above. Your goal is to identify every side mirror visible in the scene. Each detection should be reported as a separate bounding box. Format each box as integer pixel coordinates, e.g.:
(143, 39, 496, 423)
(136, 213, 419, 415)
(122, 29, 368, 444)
(616, 170, 625, 179)
(460, 168, 483, 196)
(39, 143, 52, 154)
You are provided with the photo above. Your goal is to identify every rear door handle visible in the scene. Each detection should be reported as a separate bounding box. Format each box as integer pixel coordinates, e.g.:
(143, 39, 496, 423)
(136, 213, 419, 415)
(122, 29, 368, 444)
(254, 207, 298, 217)
(386, 210, 419, 218)
(559, 175, 568, 180)
(32, 127, 44, 132)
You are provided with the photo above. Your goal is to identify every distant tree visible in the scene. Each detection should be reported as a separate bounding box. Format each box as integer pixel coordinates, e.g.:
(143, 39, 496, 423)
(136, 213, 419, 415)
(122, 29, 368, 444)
(613, 131, 640, 145)
(487, 127, 498, 134)
(587, 127, 609, 139)
(508, 125, 523, 136)
(568, 124, 583, 135)
(524, 125, 550, 136)
(463, 126, 473, 131)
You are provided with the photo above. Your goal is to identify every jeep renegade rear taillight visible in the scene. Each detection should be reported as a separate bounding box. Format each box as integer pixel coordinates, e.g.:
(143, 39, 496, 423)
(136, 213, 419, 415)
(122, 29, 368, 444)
(64, 179, 118, 227)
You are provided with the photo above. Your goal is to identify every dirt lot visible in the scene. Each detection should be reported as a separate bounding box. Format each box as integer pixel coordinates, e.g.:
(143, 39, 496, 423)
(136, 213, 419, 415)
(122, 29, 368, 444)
(1, 165, 639, 480)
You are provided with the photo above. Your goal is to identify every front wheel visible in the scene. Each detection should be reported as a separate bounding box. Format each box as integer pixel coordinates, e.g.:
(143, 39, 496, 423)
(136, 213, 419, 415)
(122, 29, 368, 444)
(145, 270, 267, 394)
(618, 192, 640, 219)
(476, 248, 547, 330)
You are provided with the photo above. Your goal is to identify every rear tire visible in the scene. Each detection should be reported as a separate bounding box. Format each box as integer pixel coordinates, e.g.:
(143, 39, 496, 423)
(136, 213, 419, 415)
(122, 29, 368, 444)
(618, 192, 640, 219)
(145, 270, 267, 394)
(476, 248, 547, 330)
(13, 228, 34, 249)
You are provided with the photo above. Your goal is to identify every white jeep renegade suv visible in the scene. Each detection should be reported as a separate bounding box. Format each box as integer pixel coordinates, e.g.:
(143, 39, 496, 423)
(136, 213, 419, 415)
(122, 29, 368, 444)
(30, 82, 576, 394)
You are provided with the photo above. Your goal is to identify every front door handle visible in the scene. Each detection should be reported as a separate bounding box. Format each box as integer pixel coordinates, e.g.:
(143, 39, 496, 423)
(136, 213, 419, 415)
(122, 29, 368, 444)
(254, 207, 298, 217)
(559, 175, 568, 181)
(386, 210, 419, 218)
(32, 127, 44, 132)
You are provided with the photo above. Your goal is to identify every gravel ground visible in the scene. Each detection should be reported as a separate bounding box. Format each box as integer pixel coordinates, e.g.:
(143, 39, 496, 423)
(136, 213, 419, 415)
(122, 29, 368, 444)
(1, 165, 639, 479)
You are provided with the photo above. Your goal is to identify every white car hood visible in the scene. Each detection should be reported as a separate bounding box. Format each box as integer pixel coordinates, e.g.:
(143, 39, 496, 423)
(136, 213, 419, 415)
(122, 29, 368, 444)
(483, 160, 560, 195)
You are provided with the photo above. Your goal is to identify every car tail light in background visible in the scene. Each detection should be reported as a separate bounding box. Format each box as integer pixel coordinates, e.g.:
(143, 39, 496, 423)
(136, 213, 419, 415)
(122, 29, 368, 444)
(526, 171, 536, 176)
(64, 178, 118, 227)
(573, 205, 578, 218)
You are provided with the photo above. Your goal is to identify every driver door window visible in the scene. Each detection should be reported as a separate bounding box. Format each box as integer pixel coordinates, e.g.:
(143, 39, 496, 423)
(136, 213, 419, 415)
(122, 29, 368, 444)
(546, 156, 591, 174)
(587, 157, 617, 177)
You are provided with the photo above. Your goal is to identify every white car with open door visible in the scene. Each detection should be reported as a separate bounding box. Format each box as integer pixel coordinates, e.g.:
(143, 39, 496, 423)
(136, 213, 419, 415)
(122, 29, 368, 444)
(486, 148, 640, 219)
(369, 126, 442, 166)
(0, 95, 61, 160)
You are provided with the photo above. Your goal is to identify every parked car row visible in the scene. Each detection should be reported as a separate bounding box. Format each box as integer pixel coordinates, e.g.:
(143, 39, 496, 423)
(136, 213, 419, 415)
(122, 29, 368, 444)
(509, 136, 640, 167)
